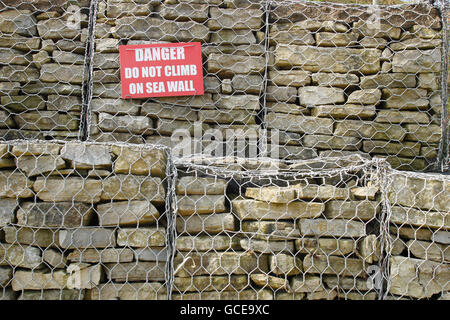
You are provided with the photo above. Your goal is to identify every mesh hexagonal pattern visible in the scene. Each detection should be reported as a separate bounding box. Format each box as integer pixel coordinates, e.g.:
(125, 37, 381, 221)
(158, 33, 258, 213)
(171, 156, 387, 301)
(265, 0, 446, 172)
(0, 1, 92, 141)
(88, 0, 267, 147)
(84, 0, 449, 172)
(171, 155, 449, 301)
(0, 142, 448, 300)
(0, 0, 448, 171)
(383, 170, 449, 300)
(0, 0, 448, 302)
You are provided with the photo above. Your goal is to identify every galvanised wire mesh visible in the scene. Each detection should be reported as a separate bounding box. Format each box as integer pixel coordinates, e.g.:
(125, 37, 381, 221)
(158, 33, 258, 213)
(171, 155, 389, 300)
(170, 154, 449, 301)
(84, 0, 449, 173)
(382, 169, 449, 300)
(0, 1, 92, 141)
(0, 141, 448, 300)
(0, 0, 448, 302)
(0, 0, 448, 172)
(264, 0, 447, 172)
(87, 0, 267, 146)
(0, 140, 172, 300)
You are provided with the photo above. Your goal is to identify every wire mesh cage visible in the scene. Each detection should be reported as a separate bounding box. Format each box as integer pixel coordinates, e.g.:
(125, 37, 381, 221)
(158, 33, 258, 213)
(0, 0, 448, 172)
(0, 142, 448, 300)
(88, 0, 267, 147)
(0, 140, 172, 300)
(265, 0, 446, 172)
(171, 155, 388, 300)
(0, 0, 448, 302)
(0, 1, 93, 141)
(84, 0, 449, 172)
(383, 170, 449, 300)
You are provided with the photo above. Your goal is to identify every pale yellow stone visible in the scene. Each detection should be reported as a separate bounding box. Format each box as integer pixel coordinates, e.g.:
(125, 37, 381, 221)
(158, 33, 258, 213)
(117, 228, 166, 248)
(232, 199, 324, 220)
(112, 145, 167, 178)
(251, 274, 289, 290)
(245, 186, 296, 203)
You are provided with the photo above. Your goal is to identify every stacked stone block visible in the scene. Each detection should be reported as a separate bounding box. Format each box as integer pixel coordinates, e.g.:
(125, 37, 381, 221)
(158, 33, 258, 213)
(89, 0, 265, 151)
(173, 162, 383, 300)
(0, 141, 169, 300)
(266, 2, 444, 171)
(0, 3, 91, 141)
(386, 172, 449, 300)
(1, 141, 448, 300)
(86, 2, 447, 170)
(0, 0, 448, 301)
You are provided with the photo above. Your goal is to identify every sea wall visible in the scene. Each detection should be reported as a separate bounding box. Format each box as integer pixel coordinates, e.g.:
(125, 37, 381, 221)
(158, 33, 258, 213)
(172, 160, 383, 300)
(0, 1, 446, 171)
(0, 140, 169, 300)
(85, 1, 445, 171)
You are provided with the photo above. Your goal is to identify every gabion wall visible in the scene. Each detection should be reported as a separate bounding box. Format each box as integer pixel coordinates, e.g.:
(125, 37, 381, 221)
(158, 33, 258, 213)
(172, 159, 384, 300)
(0, 0, 448, 301)
(86, 1, 448, 171)
(266, 1, 444, 171)
(2, 1, 446, 172)
(1, 148, 448, 300)
(0, 2, 91, 141)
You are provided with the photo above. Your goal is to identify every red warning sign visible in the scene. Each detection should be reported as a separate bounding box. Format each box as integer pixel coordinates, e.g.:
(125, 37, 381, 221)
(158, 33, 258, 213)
(119, 42, 204, 99)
